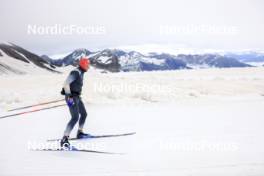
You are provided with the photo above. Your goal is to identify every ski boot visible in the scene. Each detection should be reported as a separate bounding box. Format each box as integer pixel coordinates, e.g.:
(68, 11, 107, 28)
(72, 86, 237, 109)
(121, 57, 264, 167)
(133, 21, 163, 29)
(77, 130, 91, 139)
(60, 136, 70, 149)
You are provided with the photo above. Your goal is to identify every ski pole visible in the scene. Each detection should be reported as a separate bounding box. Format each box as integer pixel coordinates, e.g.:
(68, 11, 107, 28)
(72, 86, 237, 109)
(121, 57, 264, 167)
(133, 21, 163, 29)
(1, 104, 67, 119)
(8, 99, 65, 112)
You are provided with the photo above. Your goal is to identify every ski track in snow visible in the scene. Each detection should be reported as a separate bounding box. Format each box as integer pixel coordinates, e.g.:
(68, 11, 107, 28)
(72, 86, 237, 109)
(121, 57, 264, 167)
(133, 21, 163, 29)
(0, 67, 264, 175)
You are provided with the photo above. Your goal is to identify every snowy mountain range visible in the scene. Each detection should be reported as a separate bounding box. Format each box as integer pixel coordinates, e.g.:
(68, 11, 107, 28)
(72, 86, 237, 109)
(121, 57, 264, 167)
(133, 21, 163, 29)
(44, 48, 252, 72)
(176, 54, 251, 68)
(0, 42, 260, 75)
(224, 51, 264, 63)
(0, 43, 59, 75)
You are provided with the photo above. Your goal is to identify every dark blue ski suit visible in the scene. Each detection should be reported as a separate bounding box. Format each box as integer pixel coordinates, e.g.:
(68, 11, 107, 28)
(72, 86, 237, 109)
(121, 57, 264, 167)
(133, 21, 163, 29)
(62, 67, 87, 136)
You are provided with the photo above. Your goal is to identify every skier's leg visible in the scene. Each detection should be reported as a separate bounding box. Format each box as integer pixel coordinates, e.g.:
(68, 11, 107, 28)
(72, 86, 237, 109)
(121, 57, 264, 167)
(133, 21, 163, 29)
(78, 98, 87, 131)
(76, 98, 90, 138)
(63, 97, 80, 137)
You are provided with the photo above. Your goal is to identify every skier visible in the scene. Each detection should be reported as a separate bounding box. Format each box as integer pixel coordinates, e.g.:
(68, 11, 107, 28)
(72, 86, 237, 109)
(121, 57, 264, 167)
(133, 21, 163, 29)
(60, 57, 90, 148)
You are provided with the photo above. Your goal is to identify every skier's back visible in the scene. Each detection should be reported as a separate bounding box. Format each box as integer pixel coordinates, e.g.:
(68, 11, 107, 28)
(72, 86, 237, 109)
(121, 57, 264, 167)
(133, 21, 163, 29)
(60, 57, 90, 148)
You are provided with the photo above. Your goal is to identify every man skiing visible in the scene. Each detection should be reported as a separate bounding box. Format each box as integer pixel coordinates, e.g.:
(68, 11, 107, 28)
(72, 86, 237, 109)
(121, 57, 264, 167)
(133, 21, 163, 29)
(60, 57, 90, 148)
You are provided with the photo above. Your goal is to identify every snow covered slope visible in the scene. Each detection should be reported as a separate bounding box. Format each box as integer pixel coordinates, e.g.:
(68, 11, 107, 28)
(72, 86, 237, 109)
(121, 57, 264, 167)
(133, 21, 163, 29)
(0, 67, 264, 175)
(0, 43, 59, 75)
(0, 67, 264, 108)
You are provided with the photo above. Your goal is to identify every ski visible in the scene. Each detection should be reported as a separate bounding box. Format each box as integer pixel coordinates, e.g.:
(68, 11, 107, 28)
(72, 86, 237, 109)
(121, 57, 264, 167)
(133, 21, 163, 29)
(32, 146, 120, 154)
(47, 132, 136, 142)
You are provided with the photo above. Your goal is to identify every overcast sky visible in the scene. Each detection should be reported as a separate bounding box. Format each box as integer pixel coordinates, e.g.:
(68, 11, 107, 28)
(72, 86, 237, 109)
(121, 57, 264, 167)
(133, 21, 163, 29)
(0, 0, 263, 55)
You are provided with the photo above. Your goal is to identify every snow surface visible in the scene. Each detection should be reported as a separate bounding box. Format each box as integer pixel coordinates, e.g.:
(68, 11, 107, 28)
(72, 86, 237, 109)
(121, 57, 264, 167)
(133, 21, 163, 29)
(0, 67, 264, 175)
